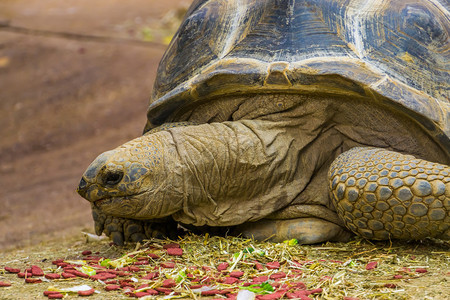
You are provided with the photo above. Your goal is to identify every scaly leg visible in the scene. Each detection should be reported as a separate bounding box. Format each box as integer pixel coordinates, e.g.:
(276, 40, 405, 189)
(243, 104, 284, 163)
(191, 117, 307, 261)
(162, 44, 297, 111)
(329, 147, 449, 240)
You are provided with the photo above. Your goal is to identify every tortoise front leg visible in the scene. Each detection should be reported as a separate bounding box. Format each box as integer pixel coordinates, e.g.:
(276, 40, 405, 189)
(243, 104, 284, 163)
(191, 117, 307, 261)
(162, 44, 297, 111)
(329, 147, 449, 240)
(91, 205, 179, 245)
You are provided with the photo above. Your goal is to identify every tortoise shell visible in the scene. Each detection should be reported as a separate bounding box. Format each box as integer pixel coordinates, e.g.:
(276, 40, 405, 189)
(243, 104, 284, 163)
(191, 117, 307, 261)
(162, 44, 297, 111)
(145, 0, 449, 151)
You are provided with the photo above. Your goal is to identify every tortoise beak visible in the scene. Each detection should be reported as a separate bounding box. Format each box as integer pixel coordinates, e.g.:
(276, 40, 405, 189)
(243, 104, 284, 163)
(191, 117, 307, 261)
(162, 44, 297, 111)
(77, 150, 115, 201)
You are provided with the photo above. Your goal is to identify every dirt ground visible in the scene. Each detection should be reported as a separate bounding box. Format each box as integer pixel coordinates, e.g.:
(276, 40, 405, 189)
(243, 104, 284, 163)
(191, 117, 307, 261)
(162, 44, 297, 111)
(0, 0, 189, 251)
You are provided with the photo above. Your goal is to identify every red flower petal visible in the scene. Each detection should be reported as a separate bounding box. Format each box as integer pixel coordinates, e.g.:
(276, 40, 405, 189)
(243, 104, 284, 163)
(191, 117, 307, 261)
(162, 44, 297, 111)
(254, 262, 264, 270)
(25, 278, 42, 284)
(163, 243, 180, 249)
(252, 275, 269, 283)
(105, 284, 121, 291)
(0, 281, 11, 287)
(256, 290, 286, 300)
(162, 279, 176, 288)
(167, 248, 183, 256)
(229, 271, 244, 278)
(365, 261, 378, 270)
(269, 272, 286, 280)
(217, 262, 229, 271)
(78, 288, 95, 296)
(415, 268, 428, 273)
(4, 267, 20, 274)
(44, 273, 61, 280)
(223, 277, 239, 284)
(61, 272, 76, 279)
(266, 261, 280, 270)
(160, 262, 175, 268)
(308, 288, 323, 294)
(141, 272, 158, 280)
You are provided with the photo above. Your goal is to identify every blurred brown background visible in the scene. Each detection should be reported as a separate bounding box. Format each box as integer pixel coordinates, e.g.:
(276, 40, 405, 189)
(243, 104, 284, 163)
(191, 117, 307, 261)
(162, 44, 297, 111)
(0, 0, 189, 250)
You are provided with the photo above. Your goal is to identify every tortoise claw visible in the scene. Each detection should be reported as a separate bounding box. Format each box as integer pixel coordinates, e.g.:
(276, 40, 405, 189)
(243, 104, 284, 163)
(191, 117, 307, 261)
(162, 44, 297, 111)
(124, 221, 145, 242)
(90, 206, 179, 245)
(95, 223, 104, 236)
(131, 232, 147, 243)
(111, 231, 125, 246)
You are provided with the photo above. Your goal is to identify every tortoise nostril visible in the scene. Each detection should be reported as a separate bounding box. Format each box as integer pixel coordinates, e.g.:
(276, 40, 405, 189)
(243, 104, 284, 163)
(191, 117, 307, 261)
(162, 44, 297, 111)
(77, 177, 89, 197)
(103, 170, 124, 186)
(78, 177, 88, 190)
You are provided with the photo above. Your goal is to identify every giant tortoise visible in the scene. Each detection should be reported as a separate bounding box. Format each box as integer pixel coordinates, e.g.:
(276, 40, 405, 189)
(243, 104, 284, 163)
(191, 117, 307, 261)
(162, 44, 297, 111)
(77, 0, 449, 245)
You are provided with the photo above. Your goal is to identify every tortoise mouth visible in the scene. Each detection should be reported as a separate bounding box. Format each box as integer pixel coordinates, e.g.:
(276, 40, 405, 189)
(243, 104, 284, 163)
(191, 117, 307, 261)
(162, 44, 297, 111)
(94, 195, 130, 208)
(93, 192, 145, 208)
(93, 194, 144, 218)
(94, 198, 113, 207)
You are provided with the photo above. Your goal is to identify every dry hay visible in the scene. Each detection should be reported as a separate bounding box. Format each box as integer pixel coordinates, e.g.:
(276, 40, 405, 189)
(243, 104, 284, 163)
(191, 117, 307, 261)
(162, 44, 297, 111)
(0, 233, 449, 299)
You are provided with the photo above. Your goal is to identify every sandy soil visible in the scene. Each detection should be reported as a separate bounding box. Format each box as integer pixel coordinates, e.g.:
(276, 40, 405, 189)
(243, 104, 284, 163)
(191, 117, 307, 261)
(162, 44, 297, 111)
(0, 0, 189, 251)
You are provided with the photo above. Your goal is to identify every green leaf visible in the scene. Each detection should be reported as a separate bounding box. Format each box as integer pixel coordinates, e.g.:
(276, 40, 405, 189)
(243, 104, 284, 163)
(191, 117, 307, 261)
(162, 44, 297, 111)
(243, 247, 254, 254)
(259, 282, 274, 292)
(283, 239, 298, 246)
(176, 270, 186, 283)
(78, 266, 96, 276)
(232, 252, 242, 260)
(240, 282, 274, 294)
(100, 259, 111, 267)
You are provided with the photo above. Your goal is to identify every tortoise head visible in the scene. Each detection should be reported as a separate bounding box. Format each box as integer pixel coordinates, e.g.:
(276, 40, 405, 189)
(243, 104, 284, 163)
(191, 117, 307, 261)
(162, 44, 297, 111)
(77, 133, 180, 219)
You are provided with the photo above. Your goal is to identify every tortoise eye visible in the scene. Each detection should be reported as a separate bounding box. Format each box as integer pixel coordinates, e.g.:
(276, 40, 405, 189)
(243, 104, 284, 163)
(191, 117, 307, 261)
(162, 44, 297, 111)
(102, 170, 124, 186)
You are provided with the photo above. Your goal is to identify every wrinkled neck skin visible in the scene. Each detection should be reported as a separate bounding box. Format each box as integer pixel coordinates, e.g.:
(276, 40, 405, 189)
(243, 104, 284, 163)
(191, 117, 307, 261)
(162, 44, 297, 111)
(156, 120, 329, 227)
(83, 119, 328, 227)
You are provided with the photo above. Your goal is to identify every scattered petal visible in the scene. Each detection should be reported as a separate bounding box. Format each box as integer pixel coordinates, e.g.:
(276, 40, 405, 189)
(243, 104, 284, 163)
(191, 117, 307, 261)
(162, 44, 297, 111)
(217, 262, 229, 271)
(229, 270, 244, 278)
(266, 262, 280, 270)
(45, 273, 61, 280)
(365, 261, 378, 270)
(78, 288, 96, 296)
(105, 284, 121, 291)
(163, 243, 180, 249)
(25, 278, 42, 284)
(167, 248, 183, 256)
(415, 268, 428, 273)
(269, 272, 286, 280)
(48, 293, 64, 299)
(162, 279, 176, 288)
(0, 281, 11, 287)
(4, 267, 20, 274)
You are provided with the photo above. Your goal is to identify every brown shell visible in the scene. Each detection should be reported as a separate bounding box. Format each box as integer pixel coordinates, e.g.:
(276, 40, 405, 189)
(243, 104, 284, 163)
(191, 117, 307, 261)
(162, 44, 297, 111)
(146, 0, 449, 150)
